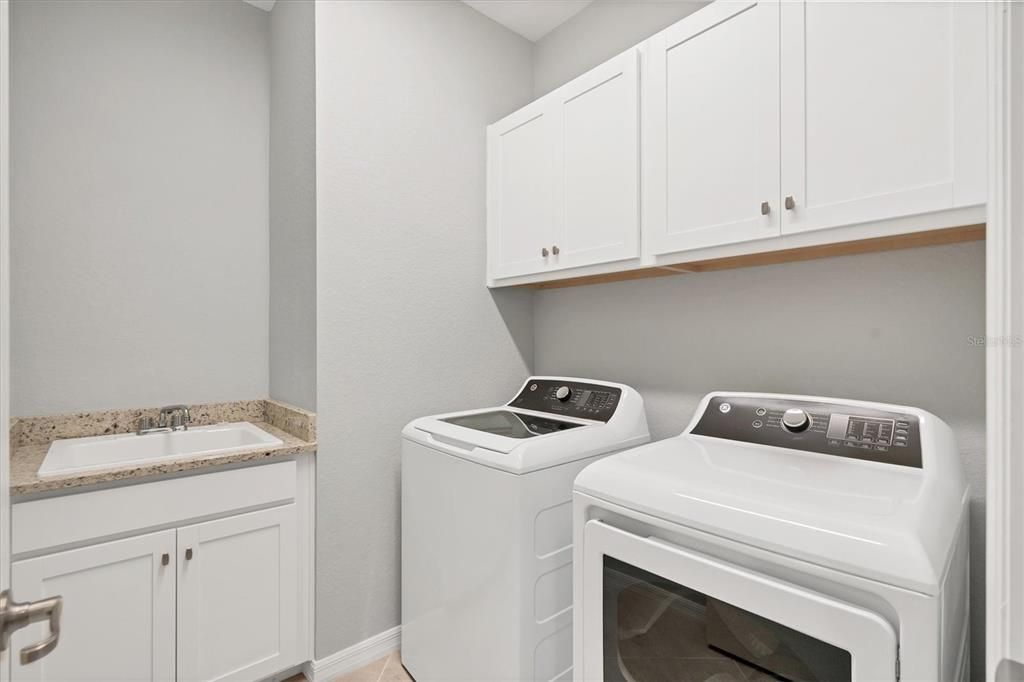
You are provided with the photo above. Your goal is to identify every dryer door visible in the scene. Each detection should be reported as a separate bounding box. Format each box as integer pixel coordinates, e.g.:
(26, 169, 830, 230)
(580, 520, 898, 682)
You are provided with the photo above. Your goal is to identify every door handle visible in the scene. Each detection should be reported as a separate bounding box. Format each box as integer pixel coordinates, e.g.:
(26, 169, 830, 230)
(0, 590, 63, 665)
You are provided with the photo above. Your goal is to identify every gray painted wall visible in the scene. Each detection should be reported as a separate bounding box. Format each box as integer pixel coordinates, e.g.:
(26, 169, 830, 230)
(269, 0, 316, 411)
(532, 0, 706, 96)
(10, 0, 270, 416)
(531, 7, 986, 679)
(313, 0, 534, 656)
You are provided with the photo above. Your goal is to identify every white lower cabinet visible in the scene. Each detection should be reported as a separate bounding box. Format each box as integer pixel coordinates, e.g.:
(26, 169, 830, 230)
(8, 461, 310, 682)
(176, 506, 298, 682)
(12, 506, 297, 682)
(10, 530, 177, 682)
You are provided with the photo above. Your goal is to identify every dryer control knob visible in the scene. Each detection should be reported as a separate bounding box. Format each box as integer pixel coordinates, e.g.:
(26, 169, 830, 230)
(782, 408, 811, 432)
(555, 386, 572, 402)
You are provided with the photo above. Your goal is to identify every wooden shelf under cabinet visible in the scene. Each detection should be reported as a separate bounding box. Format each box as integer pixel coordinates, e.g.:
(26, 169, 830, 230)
(528, 224, 985, 290)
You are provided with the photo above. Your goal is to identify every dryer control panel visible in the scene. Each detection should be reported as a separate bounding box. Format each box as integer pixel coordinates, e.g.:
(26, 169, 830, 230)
(690, 396, 923, 468)
(508, 378, 622, 422)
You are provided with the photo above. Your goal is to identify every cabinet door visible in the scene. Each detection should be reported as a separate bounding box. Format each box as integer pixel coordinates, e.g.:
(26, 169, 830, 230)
(644, 0, 781, 256)
(487, 100, 557, 280)
(550, 50, 640, 271)
(176, 505, 298, 682)
(10, 531, 176, 682)
(780, 1, 987, 235)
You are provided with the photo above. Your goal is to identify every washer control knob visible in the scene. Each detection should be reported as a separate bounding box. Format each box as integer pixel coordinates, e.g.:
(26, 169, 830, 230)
(555, 386, 572, 402)
(782, 408, 811, 432)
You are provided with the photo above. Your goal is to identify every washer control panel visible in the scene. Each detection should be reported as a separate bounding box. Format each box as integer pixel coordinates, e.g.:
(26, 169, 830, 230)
(690, 396, 922, 468)
(508, 378, 622, 422)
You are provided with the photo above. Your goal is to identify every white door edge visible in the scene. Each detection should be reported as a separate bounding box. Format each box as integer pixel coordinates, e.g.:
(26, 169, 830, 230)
(986, 1, 1024, 678)
(1, 1, 12, 679)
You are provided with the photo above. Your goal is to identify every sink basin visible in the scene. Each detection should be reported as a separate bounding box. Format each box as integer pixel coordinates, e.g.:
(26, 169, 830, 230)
(37, 422, 284, 478)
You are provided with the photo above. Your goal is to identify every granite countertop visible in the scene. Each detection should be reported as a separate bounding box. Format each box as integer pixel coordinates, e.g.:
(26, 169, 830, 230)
(10, 399, 317, 497)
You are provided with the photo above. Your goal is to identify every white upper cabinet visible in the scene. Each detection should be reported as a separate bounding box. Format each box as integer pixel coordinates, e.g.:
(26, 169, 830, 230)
(644, 0, 781, 257)
(552, 50, 640, 271)
(779, 1, 986, 235)
(487, 100, 556, 280)
(487, 50, 640, 283)
(485, 0, 987, 286)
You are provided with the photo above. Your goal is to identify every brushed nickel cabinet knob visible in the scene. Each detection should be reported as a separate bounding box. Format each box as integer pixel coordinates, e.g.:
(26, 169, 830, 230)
(761, 201, 770, 215)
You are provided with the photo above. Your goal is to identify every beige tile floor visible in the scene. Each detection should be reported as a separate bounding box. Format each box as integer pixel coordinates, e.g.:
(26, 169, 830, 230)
(284, 652, 413, 682)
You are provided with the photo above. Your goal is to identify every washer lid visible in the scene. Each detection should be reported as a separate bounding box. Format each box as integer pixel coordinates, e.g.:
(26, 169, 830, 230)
(574, 433, 967, 595)
(438, 409, 585, 440)
(403, 409, 648, 475)
(402, 377, 651, 474)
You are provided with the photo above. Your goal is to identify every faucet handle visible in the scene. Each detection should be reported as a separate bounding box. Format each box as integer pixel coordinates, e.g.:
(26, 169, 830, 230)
(169, 413, 184, 430)
(137, 416, 153, 434)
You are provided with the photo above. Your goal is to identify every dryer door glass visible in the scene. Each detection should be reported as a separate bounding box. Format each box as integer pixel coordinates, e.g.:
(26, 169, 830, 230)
(604, 557, 850, 681)
(580, 520, 898, 682)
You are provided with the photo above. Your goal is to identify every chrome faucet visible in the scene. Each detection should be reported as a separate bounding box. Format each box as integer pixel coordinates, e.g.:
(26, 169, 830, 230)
(159, 404, 191, 430)
(137, 404, 191, 435)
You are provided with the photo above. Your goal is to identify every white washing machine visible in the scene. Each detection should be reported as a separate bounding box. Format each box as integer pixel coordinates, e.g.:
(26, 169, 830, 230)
(401, 377, 649, 682)
(574, 392, 969, 682)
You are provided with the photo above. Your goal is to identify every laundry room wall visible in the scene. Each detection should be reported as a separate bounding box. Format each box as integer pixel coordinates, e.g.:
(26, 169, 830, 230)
(269, 0, 316, 411)
(313, 0, 535, 658)
(9, 0, 270, 415)
(529, 4, 987, 681)
(532, 0, 707, 96)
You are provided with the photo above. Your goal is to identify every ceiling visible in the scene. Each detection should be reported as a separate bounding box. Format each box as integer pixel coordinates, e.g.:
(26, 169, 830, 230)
(462, 1, 594, 42)
(242, 0, 593, 43)
(242, 0, 276, 11)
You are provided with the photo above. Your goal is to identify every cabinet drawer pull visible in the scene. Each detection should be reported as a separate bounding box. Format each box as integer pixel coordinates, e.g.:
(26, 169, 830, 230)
(161, 553, 169, 566)
(551, 245, 560, 255)
(785, 195, 796, 210)
(541, 247, 549, 257)
(185, 548, 194, 561)
(760, 201, 770, 216)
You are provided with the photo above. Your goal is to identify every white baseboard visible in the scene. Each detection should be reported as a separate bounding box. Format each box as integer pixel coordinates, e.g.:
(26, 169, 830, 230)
(305, 626, 402, 682)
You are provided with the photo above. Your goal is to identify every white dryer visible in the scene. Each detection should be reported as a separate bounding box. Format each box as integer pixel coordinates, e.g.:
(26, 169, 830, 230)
(574, 392, 969, 682)
(401, 377, 649, 682)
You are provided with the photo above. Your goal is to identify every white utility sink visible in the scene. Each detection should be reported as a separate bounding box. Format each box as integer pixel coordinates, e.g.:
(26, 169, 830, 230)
(37, 422, 284, 478)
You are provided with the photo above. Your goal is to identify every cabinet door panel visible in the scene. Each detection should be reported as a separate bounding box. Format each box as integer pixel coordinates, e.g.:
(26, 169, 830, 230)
(177, 505, 298, 682)
(10, 531, 176, 682)
(488, 102, 556, 280)
(645, 0, 781, 256)
(553, 50, 640, 270)
(780, 1, 986, 234)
